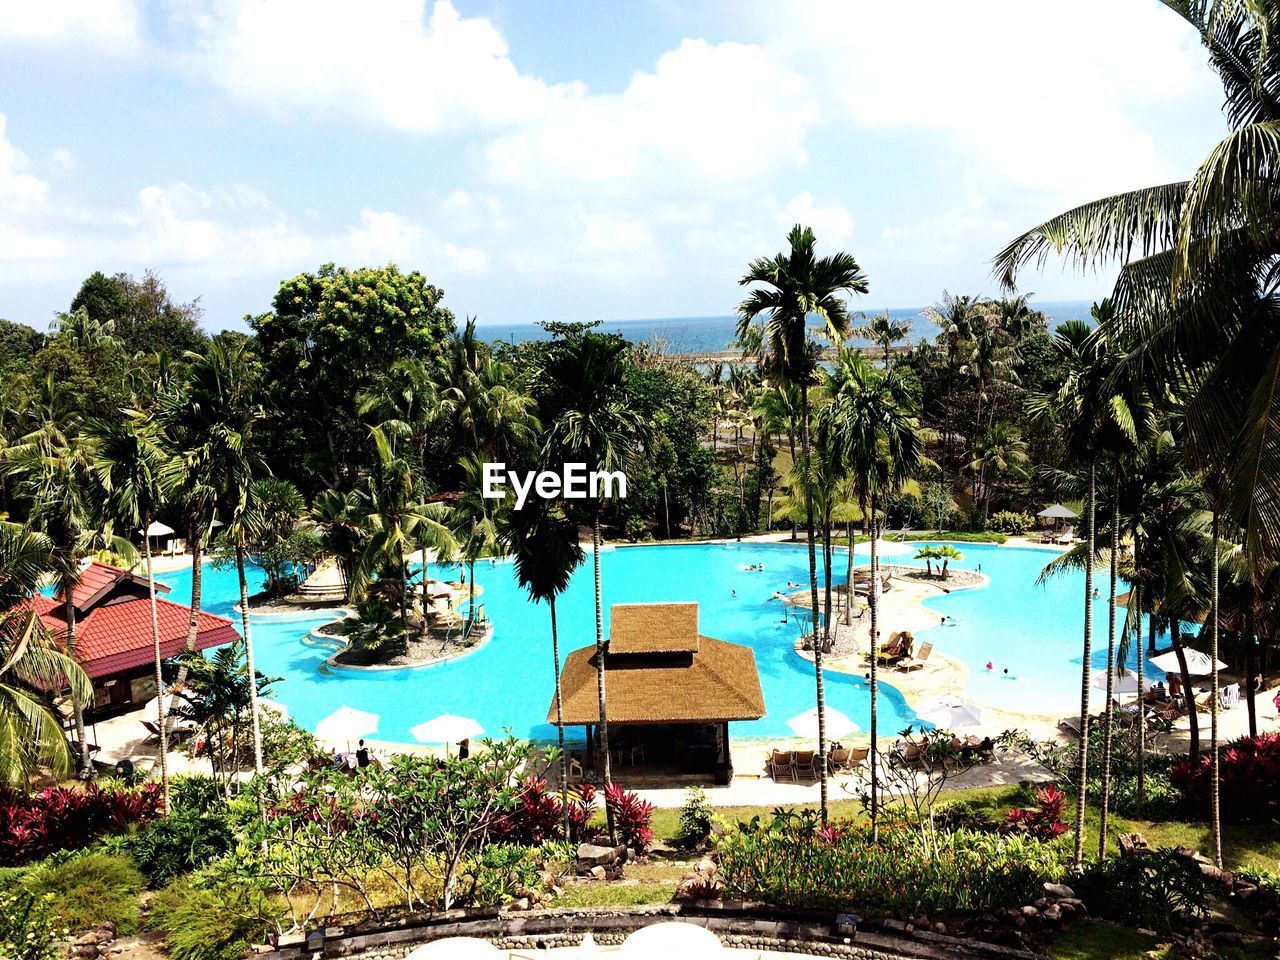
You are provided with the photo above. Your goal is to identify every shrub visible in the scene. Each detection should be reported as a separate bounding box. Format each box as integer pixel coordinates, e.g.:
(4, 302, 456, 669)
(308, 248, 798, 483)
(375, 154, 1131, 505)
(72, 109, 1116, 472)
(104, 808, 235, 886)
(1076, 849, 1214, 933)
(146, 880, 271, 960)
(675, 787, 715, 849)
(716, 810, 1067, 918)
(0, 784, 162, 865)
(21, 852, 144, 935)
(0, 891, 63, 960)
(987, 511, 1034, 535)
(604, 784, 654, 853)
(461, 844, 544, 907)
(1004, 785, 1067, 840)
(170, 775, 226, 813)
(1170, 733, 1280, 823)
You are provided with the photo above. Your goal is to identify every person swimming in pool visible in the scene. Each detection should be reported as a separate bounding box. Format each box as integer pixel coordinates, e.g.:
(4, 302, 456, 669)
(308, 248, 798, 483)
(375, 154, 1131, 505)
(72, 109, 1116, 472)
(731, 589, 737, 598)
(986, 660, 995, 672)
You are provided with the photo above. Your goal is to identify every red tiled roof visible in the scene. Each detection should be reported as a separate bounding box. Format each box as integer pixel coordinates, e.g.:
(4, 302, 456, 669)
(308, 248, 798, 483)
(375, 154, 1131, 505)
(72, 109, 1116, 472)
(56, 562, 170, 611)
(21, 564, 238, 679)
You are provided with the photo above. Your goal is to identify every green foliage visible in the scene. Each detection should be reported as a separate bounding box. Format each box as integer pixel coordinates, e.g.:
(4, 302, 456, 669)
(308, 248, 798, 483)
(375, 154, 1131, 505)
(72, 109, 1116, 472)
(716, 810, 1066, 918)
(103, 808, 235, 886)
(146, 879, 272, 960)
(1075, 849, 1214, 933)
(70, 270, 207, 358)
(460, 843, 544, 907)
(987, 510, 1034, 535)
(676, 786, 715, 849)
(886, 531, 1007, 543)
(0, 890, 63, 960)
(20, 852, 143, 935)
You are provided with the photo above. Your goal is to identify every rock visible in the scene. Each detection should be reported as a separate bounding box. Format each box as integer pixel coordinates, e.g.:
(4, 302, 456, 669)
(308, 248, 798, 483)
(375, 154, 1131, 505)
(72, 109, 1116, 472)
(74, 934, 100, 946)
(696, 858, 717, 875)
(1043, 882, 1075, 900)
(1033, 897, 1050, 910)
(576, 843, 626, 868)
(510, 897, 531, 911)
(1118, 832, 1149, 856)
(1042, 904, 1062, 921)
(932, 922, 947, 935)
(1059, 898, 1087, 916)
(1020, 905, 1040, 920)
(551, 885, 564, 898)
(589, 866, 607, 880)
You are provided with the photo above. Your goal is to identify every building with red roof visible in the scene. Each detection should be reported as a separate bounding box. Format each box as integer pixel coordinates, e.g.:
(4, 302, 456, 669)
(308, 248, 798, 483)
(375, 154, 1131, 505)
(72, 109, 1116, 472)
(21, 562, 240, 714)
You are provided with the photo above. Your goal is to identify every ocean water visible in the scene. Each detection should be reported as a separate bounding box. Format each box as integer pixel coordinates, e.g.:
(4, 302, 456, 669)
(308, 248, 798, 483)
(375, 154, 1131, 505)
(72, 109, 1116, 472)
(478, 300, 1095, 356)
(155, 539, 1148, 745)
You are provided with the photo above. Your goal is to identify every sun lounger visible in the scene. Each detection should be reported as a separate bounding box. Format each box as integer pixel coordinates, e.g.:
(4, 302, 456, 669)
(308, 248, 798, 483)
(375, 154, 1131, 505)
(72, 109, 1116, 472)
(793, 749, 820, 780)
(1057, 715, 1085, 738)
(1054, 525, 1075, 544)
(891, 740, 924, 766)
(896, 641, 933, 672)
(767, 749, 794, 781)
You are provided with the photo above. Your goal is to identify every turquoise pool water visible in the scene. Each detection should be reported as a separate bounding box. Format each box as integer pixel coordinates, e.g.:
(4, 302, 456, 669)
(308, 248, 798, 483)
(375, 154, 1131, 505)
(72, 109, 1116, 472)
(154, 541, 1158, 744)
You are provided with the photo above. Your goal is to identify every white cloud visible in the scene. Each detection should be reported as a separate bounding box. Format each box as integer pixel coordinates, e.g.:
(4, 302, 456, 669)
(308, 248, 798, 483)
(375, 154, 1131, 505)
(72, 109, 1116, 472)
(0, 0, 141, 52)
(185, 0, 544, 133)
(485, 39, 818, 196)
(0, 115, 49, 211)
(775, 192, 853, 245)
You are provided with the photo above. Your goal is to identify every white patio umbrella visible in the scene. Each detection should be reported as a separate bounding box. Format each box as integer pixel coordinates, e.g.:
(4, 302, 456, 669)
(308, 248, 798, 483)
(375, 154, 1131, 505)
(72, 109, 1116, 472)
(1149, 648, 1227, 677)
(316, 705, 379, 743)
(142, 520, 174, 538)
(140, 691, 183, 716)
(1037, 504, 1079, 520)
(869, 538, 911, 558)
(915, 694, 983, 729)
(787, 706, 859, 740)
(411, 713, 484, 746)
(1089, 668, 1152, 698)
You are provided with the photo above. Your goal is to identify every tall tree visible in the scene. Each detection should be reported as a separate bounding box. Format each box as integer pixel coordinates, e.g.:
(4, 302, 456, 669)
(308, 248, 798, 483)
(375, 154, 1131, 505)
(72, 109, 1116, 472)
(852, 312, 911, 367)
(738, 224, 868, 824)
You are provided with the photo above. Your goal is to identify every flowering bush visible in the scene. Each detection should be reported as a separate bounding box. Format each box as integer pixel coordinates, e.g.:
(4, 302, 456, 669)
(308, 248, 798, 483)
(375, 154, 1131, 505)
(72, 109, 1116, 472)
(491, 779, 654, 852)
(0, 783, 162, 865)
(716, 810, 1067, 918)
(1170, 733, 1280, 823)
(0, 891, 63, 960)
(1004, 785, 1067, 840)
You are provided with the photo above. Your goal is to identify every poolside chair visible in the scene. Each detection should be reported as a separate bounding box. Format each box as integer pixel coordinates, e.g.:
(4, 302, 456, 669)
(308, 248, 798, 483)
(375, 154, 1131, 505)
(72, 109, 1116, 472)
(767, 749, 795, 781)
(1057, 715, 1084, 738)
(892, 740, 924, 767)
(793, 750, 820, 780)
(896, 641, 933, 672)
(1220, 683, 1240, 710)
(1054, 525, 1075, 545)
(828, 747, 852, 772)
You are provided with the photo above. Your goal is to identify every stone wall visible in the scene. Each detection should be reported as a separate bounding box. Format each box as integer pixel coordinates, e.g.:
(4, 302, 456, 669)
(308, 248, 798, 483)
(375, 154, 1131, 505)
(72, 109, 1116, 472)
(256, 902, 1043, 960)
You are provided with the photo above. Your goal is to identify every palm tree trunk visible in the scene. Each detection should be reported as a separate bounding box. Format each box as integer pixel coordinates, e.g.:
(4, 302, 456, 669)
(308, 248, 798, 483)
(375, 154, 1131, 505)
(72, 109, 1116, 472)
(143, 523, 170, 810)
(844, 521, 855, 626)
(1174, 637, 1199, 757)
(1135, 581, 1146, 817)
(550, 596, 570, 840)
(1098, 471, 1119, 858)
(822, 514, 833, 641)
(1210, 508, 1223, 870)
(235, 544, 264, 775)
(1246, 607, 1258, 739)
(799, 386, 827, 824)
(869, 495, 881, 843)
(184, 530, 204, 652)
(62, 585, 90, 776)
(467, 559, 477, 624)
(1072, 458, 1096, 866)
(592, 512, 616, 842)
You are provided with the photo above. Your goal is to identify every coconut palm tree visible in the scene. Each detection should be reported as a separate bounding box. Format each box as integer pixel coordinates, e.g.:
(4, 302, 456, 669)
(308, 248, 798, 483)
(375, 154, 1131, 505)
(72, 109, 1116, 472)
(921, 292, 984, 478)
(506, 499, 585, 838)
(533, 328, 645, 838)
(452, 455, 504, 627)
(83, 411, 176, 807)
(967, 423, 1030, 524)
(824, 352, 924, 838)
(852, 312, 911, 368)
(738, 224, 868, 824)
(0, 522, 92, 785)
(994, 0, 1280, 561)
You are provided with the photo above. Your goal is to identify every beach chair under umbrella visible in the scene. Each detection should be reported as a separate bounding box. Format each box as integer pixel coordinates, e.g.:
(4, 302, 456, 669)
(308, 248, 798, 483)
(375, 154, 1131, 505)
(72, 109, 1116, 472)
(316, 705, 379, 747)
(915, 694, 983, 728)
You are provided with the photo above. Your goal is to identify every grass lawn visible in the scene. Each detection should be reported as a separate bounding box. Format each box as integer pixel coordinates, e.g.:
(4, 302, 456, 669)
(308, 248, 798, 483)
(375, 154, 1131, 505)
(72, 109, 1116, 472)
(1046, 920, 1274, 960)
(555, 861, 687, 908)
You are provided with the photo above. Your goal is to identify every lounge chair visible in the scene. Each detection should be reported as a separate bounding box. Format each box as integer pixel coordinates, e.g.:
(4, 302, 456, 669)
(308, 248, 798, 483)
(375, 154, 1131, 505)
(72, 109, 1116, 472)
(1219, 683, 1240, 710)
(767, 749, 794, 781)
(793, 749, 820, 780)
(891, 740, 924, 767)
(828, 747, 852, 771)
(1057, 715, 1085, 738)
(1054, 525, 1075, 545)
(896, 641, 933, 672)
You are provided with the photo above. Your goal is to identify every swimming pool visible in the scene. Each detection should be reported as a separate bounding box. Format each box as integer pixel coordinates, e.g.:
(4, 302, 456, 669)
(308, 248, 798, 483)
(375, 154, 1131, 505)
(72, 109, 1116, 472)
(153, 540, 1157, 743)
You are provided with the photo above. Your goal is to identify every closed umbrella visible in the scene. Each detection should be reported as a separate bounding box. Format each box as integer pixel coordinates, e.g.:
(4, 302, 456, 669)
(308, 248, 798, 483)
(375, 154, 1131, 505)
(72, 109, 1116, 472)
(316, 705, 379, 743)
(411, 713, 484, 746)
(1149, 648, 1227, 677)
(915, 694, 983, 729)
(787, 706, 858, 740)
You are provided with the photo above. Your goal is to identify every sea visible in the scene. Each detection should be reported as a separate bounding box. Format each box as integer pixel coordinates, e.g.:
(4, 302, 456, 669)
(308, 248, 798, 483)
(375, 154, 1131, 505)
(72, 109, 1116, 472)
(476, 299, 1095, 356)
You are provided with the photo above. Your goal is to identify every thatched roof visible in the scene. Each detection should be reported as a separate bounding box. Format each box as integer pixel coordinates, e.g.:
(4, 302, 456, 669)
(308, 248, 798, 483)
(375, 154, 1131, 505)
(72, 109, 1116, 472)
(608, 602, 700, 654)
(548, 602, 765, 725)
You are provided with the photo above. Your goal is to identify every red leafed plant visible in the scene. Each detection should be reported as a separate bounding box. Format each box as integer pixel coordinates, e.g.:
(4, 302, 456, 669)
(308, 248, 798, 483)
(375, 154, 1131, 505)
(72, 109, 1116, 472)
(1004, 785, 1067, 840)
(0, 783, 162, 865)
(1171, 733, 1280, 823)
(604, 783, 654, 853)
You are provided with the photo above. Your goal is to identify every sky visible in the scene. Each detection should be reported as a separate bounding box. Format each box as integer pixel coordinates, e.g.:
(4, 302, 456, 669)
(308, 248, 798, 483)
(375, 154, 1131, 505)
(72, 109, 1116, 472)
(0, 0, 1230, 332)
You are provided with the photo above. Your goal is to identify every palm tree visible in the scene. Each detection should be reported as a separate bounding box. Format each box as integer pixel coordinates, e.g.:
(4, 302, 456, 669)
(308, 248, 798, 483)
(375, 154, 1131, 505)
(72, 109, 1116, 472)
(967, 423, 1030, 524)
(83, 411, 175, 807)
(0, 523, 92, 785)
(914, 545, 938, 578)
(994, 1, 1280, 560)
(534, 329, 644, 838)
(452, 455, 504, 626)
(852, 312, 911, 367)
(824, 352, 924, 838)
(738, 224, 868, 824)
(439, 318, 539, 463)
(933, 544, 962, 580)
(921, 292, 984, 479)
(1028, 314, 1140, 865)
(506, 499, 585, 838)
